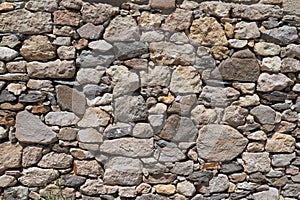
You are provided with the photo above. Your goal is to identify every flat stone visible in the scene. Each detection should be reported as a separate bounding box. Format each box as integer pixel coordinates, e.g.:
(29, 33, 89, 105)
(19, 167, 59, 187)
(234, 22, 260, 39)
(281, 44, 300, 59)
(228, 39, 248, 49)
(45, 111, 79, 126)
(171, 161, 193, 176)
(38, 152, 73, 169)
(189, 17, 227, 47)
(76, 68, 104, 85)
(261, 56, 281, 72)
(53, 10, 80, 26)
(81, 2, 117, 25)
(272, 153, 296, 167)
(220, 162, 243, 174)
(197, 124, 248, 162)
(104, 15, 140, 42)
(56, 85, 86, 116)
(104, 157, 143, 186)
(27, 79, 53, 91)
(76, 50, 115, 68)
(0, 9, 52, 34)
(232, 4, 283, 20)
(77, 23, 104, 39)
(261, 26, 298, 45)
(0, 142, 22, 173)
(104, 123, 132, 139)
(27, 60, 76, 79)
(3, 186, 29, 200)
(77, 128, 103, 143)
(74, 160, 103, 177)
(80, 180, 106, 196)
(254, 42, 281, 56)
(19, 91, 46, 103)
(170, 66, 201, 94)
(151, 0, 175, 9)
(150, 42, 196, 65)
(53, 36, 71, 46)
(0, 73, 28, 81)
(84, 84, 111, 97)
(70, 148, 94, 160)
(0, 3, 14, 11)
(100, 138, 153, 157)
(242, 152, 271, 173)
(214, 49, 260, 82)
(266, 133, 295, 153)
(0, 90, 16, 103)
(22, 146, 43, 167)
(15, 111, 57, 144)
(60, 0, 82, 10)
(114, 95, 147, 123)
(25, 0, 58, 12)
(154, 185, 176, 195)
(281, 57, 300, 72)
(161, 9, 192, 32)
(114, 41, 148, 60)
(61, 175, 86, 188)
(206, 174, 230, 193)
(0, 175, 17, 188)
(250, 105, 277, 125)
(57, 46, 76, 60)
(140, 65, 171, 87)
(257, 73, 293, 92)
(155, 146, 186, 163)
(7, 83, 26, 95)
(77, 107, 110, 127)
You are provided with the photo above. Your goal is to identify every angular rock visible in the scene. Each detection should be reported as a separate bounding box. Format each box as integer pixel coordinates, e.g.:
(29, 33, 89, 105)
(57, 46, 76, 60)
(19, 167, 59, 187)
(77, 107, 110, 127)
(150, 42, 196, 65)
(15, 111, 57, 144)
(161, 9, 192, 32)
(140, 65, 171, 87)
(27, 60, 76, 79)
(76, 50, 115, 68)
(199, 2, 231, 18)
(283, 184, 300, 197)
(61, 175, 86, 188)
(27, 79, 53, 91)
(281, 57, 300, 72)
(0, 47, 18, 61)
(22, 146, 43, 168)
(76, 68, 104, 85)
(100, 138, 153, 157)
(261, 26, 298, 45)
(74, 160, 103, 177)
(104, 123, 132, 139)
(281, 44, 300, 59)
(191, 105, 217, 125)
(155, 146, 186, 163)
(81, 2, 117, 25)
(138, 12, 165, 30)
(189, 17, 228, 47)
(45, 111, 79, 126)
(0, 9, 52, 34)
(114, 41, 148, 60)
(257, 73, 293, 92)
(0, 90, 16, 103)
(265, 133, 295, 153)
(0, 142, 22, 173)
(170, 66, 201, 94)
(250, 105, 277, 125)
(234, 22, 260, 39)
(80, 180, 106, 196)
(132, 123, 153, 138)
(84, 84, 111, 97)
(197, 124, 248, 162)
(254, 42, 281, 56)
(53, 10, 80, 26)
(242, 152, 271, 173)
(214, 49, 260, 82)
(171, 161, 193, 176)
(232, 4, 283, 20)
(114, 95, 147, 123)
(104, 157, 143, 186)
(25, 0, 58, 12)
(261, 56, 281, 72)
(223, 105, 248, 127)
(104, 15, 140, 42)
(77, 23, 104, 40)
(272, 153, 296, 167)
(38, 152, 73, 169)
(206, 174, 229, 193)
(57, 85, 86, 116)
(0, 175, 17, 188)
(3, 186, 29, 200)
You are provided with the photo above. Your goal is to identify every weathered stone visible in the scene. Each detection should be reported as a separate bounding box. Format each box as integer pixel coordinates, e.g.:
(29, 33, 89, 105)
(211, 45, 229, 60)
(272, 153, 296, 167)
(27, 79, 53, 91)
(140, 65, 171, 87)
(74, 160, 103, 177)
(15, 111, 57, 144)
(177, 181, 196, 196)
(170, 66, 201, 94)
(223, 106, 248, 127)
(0, 9, 52, 34)
(261, 26, 298, 45)
(242, 152, 271, 173)
(0, 90, 16, 103)
(81, 2, 117, 25)
(235, 22, 260, 39)
(261, 56, 281, 72)
(60, 0, 82, 10)
(151, 0, 175, 9)
(154, 185, 176, 195)
(77, 107, 110, 127)
(199, 86, 240, 107)
(155, 146, 186, 163)
(76, 50, 115, 68)
(0, 3, 14, 11)
(3, 186, 29, 200)
(191, 105, 217, 125)
(104, 15, 139, 42)
(53, 10, 80, 26)
(266, 133, 295, 153)
(281, 44, 300, 59)
(53, 36, 71, 46)
(171, 161, 193, 176)
(189, 17, 228, 47)
(254, 42, 281, 56)
(57, 46, 76, 60)
(169, 32, 189, 43)
(38, 152, 73, 169)
(77, 128, 103, 144)
(56, 85, 86, 116)
(104, 123, 132, 139)
(281, 57, 300, 72)
(0, 175, 17, 188)
(76, 68, 104, 85)
(77, 23, 104, 39)
(104, 157, 143, 186)
(228, 39, 248, 49)
(19, 91, 46, 103)
(0, 47, 18, 62)
(200, 2, 231, 18)
(232, 4, 283, 20)
(21, 146, 42, 168)
(138, 12, 164, 30)
(161, 9, 192, 32)
(250, 105, 277, 125)
(7, 83, 26, 96)
(19, 167, 59, 187)
(25, 0, 58, 12)
(0, 142, 22, 173)
(61, 175, 86, 188)
(45, 111, 79, 126)
(70, 148, 94, 160)
(197, 125, 248, 162)
(27, 60, 76, 79)
(100, 138, 153, 157)
(214, 49, 260, 82)
(114, 95, 147, 123)
(204, 174, 230, 193)
(282, 184, 300, 197)
(0, 73, 28, 81)
(80, 179, 106, 196)
(114, 41, 148, 60)
(257, 73, 293, 92)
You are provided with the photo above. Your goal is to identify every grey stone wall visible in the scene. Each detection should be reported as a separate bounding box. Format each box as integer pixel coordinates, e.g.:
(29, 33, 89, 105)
(0, 0, 299, 199)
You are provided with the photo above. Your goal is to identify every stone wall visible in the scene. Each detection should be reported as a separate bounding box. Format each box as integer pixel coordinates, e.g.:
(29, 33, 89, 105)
(0, 0, 299, 199)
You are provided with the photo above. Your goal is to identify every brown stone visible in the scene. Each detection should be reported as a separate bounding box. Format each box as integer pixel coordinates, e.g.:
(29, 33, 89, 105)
(22, 146, 43, 168)
(0, 3, 14, 11)
(154, 185, 176, 195)
(151, 0, 175, 10)
(53, 10, 81, 26)
(161, 9, 193, 32)
(0, 103, 24, 111)
(73, 38, 88, 50)
(77, 23, 104, 40)
(31, 105, 50, 114)
(0, 142, 22, 173)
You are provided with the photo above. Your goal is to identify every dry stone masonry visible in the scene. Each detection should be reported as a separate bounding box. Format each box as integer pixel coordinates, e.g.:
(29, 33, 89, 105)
(0, 0, 299, 199)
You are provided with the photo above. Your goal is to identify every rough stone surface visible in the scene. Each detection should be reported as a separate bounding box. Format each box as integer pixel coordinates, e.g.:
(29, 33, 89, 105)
(242, 152, 271, 173)
(257, 73, 293, 92)
(81, 2, 117, 25)
(265, 133, 295, 153)
(0, 47, 18, 62)
(250, 105, 277, 125)
(22, 146, 43, 168)
(77, 107, 110, 127)
(261, 26, 298, 45)
(0, 142, 22, 173)
(45, 111, 79, 126)
(232, 4, 283, 20)
(74, 160, 103, 177)
(19, 167, 59, 187)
